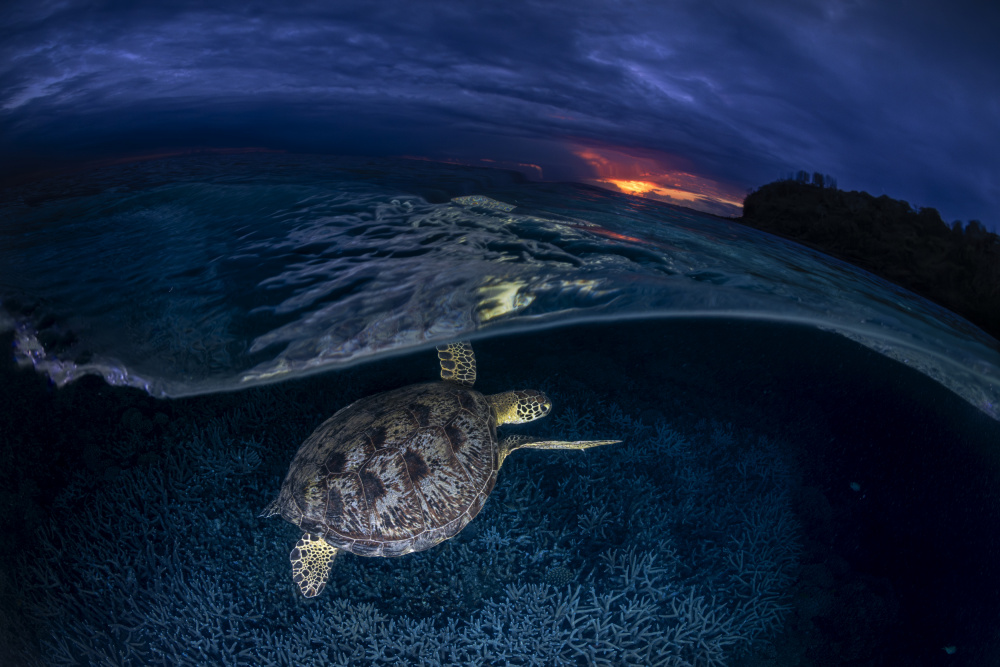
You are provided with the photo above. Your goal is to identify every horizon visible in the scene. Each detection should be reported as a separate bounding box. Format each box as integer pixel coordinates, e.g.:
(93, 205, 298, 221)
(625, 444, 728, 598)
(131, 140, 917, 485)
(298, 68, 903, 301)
(2, 1, 997, 231)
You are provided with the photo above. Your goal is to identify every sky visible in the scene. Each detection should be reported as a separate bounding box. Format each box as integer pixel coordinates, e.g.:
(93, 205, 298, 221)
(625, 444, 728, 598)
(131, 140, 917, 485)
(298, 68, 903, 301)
(1, 0, 997, 225)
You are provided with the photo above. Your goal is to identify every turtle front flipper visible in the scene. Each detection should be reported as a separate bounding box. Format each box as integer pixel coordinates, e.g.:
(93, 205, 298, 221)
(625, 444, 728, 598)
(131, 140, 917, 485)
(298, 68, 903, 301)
(498, 435, 621, 466)
(290, 533, 339, 598)
(437, 341, 477, 387)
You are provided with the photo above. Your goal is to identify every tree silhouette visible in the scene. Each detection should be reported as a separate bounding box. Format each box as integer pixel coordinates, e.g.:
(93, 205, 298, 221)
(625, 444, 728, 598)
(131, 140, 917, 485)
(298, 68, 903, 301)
(740, 180, 1000, 341)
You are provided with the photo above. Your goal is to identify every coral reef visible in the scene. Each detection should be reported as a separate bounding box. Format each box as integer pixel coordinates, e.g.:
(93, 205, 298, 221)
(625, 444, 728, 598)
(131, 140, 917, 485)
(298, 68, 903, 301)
(9, 379, 801, 666)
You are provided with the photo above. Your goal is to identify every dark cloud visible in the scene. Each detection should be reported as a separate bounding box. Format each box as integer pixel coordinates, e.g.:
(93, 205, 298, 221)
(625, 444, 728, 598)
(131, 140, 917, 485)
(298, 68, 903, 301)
(1, 0, 997, 227)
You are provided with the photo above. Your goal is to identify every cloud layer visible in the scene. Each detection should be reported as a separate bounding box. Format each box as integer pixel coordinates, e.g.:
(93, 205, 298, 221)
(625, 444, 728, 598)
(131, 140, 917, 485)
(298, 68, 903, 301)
(2, 0, 997, 225)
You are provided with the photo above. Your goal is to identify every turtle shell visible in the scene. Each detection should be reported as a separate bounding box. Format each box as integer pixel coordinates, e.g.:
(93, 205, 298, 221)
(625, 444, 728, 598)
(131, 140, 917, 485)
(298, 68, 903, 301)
(271, 382, 500, 557)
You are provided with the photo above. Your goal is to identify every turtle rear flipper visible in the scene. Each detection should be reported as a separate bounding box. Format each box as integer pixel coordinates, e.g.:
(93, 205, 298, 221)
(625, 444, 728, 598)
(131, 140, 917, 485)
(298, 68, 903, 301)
(290, 534, 339, 598)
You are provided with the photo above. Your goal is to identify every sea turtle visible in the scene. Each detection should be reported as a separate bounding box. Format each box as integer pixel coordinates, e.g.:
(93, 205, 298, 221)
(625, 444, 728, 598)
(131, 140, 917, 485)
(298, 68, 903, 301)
(262, 341, 620, 597)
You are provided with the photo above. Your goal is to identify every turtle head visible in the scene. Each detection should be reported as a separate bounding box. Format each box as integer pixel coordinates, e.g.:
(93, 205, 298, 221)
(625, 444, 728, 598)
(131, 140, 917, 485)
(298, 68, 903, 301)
(488, 390, 552, 425)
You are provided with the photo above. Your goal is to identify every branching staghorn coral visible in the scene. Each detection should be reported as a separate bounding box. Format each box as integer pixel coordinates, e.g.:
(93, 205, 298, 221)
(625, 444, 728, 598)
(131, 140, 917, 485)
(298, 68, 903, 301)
(12, 382, 801, 667)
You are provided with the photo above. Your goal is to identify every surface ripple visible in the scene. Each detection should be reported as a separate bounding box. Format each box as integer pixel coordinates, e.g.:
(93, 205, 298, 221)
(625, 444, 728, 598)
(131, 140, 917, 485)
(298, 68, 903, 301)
(1, 154, 997, 420)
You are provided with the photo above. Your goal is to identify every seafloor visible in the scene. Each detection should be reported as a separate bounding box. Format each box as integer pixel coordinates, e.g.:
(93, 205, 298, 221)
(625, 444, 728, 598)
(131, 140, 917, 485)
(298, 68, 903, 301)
(2, 319, 999, 666)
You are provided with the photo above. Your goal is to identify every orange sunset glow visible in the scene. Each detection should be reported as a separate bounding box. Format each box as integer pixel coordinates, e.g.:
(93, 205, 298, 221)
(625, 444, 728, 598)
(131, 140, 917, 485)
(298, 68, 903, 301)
(572, 144, 744, 217)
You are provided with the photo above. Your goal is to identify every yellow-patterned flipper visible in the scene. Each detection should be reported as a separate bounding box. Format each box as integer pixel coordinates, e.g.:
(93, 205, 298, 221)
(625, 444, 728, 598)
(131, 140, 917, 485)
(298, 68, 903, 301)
(290, 533, 339, 598)
(437, 341, 477, 387)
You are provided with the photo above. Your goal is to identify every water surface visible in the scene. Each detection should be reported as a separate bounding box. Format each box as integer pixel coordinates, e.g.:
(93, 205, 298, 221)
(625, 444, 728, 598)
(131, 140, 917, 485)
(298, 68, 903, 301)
(2, 154, 997, 421)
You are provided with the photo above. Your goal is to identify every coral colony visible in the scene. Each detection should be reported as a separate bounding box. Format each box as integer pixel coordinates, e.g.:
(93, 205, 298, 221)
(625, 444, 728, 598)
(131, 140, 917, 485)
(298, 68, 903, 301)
(14, 377, 799, 666)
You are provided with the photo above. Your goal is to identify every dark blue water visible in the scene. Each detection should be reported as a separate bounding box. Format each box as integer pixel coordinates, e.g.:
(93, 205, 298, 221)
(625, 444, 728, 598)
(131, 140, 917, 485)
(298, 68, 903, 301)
(2, 154, 999, 665)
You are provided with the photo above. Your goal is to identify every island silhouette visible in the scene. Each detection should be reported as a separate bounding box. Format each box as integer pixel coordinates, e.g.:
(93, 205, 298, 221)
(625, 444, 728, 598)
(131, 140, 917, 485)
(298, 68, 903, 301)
(738, 173, 1000, 342)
